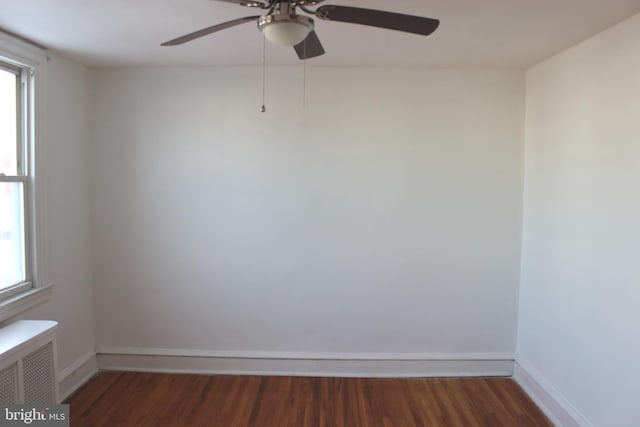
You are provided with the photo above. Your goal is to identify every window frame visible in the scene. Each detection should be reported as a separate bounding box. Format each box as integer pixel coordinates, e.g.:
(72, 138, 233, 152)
(0, 31, 52, 321)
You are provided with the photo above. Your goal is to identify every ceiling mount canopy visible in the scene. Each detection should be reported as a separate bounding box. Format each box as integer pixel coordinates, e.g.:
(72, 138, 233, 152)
(161, 0, 440, 60)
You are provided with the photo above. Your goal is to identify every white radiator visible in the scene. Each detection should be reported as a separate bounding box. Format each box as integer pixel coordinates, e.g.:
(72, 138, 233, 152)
(0, 320, 59, 404)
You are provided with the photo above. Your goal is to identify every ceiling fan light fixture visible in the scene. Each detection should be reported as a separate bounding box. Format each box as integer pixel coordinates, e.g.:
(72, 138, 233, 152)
(258, 15, 313, 46)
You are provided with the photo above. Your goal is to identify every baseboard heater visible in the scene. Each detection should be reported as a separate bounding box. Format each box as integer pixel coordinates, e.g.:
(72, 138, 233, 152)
(0, 320, 59, 404)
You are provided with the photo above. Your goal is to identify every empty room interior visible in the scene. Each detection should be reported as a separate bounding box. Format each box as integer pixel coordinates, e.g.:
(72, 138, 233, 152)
(0, 0, 639, 426)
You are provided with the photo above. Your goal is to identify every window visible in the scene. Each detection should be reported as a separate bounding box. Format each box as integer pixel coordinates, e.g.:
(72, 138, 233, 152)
(0, 60, 32, 299)
(0, 33, 51, 320)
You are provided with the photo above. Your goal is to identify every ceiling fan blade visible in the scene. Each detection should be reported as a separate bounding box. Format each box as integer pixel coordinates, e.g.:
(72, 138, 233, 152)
(315, 5, 439, 36)
(294, 31, 326, 60)
(161, 16, 260, 46)
(212, 0, 267, 7)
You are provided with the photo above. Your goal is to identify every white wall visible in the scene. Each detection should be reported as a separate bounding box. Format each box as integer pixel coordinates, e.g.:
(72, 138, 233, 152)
(13, 54, 96, 389)
(91, 66, 524, 360)
(518, 12, 640, 427)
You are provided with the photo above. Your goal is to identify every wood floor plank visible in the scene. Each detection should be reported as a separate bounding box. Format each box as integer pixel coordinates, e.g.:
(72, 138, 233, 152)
(67, 372, 552, 427)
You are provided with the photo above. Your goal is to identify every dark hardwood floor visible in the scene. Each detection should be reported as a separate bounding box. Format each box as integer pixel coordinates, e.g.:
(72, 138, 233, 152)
(67, 372, 552, 426)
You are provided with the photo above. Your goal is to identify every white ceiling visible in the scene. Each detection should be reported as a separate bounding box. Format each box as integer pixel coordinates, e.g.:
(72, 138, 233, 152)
(1, 0, 639, 68)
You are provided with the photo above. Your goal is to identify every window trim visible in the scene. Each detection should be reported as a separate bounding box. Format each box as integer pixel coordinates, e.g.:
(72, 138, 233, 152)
(0, 31, 52, 320)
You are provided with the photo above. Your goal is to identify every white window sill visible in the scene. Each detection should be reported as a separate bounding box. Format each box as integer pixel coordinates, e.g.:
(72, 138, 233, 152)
(0, 284, 54, 323)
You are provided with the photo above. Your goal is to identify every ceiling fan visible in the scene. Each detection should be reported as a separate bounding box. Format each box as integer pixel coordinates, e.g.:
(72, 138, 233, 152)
(161, 0, 440, 60)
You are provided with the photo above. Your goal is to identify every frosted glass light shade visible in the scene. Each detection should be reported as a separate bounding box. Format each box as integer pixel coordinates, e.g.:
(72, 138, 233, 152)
(263, 21, 311, 46)
(258, 15, 314, 46)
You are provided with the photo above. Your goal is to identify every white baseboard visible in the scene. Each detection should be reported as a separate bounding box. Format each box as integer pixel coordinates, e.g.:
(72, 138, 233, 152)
(96, 347, 514, 378)
(513, 356, 592, 427)
(59, 351, 99, 401)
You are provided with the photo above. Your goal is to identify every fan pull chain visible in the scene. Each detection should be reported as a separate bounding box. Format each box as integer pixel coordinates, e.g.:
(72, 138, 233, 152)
(261, 35, 266, 113)
(303, 40, 307, 108)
